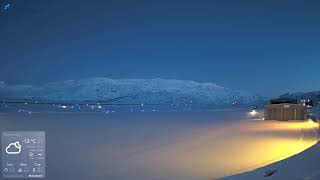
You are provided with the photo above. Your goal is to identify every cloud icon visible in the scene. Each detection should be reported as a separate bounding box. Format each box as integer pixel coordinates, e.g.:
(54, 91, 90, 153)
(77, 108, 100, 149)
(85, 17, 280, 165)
(5, 142, 22, 155)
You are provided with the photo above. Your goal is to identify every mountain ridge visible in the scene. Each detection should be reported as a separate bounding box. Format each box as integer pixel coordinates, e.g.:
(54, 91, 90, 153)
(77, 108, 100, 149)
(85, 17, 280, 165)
(0, 78, 263, 106)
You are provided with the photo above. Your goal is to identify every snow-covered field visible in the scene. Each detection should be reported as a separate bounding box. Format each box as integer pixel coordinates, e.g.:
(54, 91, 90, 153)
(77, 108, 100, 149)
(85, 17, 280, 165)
(0, 104, 318, 180)
(222, 139, 320, 180)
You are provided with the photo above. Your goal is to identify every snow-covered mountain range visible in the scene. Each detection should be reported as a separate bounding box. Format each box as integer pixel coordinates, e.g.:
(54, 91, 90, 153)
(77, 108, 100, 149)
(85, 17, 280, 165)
(280, 91, 320, 118)
(0, 78, 262, 106)
(280, 91, 320, 104)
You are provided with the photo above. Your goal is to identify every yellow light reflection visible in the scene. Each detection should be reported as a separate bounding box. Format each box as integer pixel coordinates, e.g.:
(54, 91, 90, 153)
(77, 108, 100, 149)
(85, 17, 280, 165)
(122, 120, 319, 180)
(286, 119, 319, 130)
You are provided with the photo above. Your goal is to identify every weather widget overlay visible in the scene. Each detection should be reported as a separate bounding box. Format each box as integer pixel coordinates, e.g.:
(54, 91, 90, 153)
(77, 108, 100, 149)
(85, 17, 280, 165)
(2, 131, 45, 178)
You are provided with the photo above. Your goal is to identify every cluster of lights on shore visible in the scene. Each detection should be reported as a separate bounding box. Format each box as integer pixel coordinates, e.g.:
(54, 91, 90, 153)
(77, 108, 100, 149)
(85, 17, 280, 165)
(1, 100, 197, 114)
(54, 103, 127, 114)
(4, 100, 313, 122)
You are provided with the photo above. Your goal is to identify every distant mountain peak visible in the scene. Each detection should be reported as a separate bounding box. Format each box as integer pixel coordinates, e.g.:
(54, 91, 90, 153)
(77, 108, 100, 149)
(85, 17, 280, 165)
(0, 78, 263, 106)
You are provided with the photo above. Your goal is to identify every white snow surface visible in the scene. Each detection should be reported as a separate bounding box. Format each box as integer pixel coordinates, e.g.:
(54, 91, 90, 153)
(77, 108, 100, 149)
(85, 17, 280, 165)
(221, 141, 320, 180)
(0, 78, 262, 105)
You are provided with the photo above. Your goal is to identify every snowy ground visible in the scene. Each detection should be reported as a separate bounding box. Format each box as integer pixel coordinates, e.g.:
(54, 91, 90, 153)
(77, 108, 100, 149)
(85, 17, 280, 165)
(221, 140, 320, 180)
(0, 104, 318, 180)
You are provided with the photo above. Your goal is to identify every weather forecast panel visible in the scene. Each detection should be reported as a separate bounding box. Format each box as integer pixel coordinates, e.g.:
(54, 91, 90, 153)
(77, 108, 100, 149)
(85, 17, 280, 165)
(2, 131, 45, 178)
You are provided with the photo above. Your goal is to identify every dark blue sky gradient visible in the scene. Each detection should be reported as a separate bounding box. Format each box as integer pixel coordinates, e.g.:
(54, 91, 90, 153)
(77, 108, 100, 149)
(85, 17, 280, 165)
(0, 0, 320, 96)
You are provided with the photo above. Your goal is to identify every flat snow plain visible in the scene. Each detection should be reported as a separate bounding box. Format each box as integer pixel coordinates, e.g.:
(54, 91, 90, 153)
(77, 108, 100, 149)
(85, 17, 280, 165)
(0, 104, 318, 180)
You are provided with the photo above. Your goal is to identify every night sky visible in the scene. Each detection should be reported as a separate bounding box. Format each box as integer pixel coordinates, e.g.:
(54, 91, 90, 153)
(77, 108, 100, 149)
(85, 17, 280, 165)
(0, 0, 320, 96)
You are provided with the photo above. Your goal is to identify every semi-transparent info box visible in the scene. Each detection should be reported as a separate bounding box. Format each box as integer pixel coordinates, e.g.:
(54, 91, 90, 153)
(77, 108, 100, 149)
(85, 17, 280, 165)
(2, 131, 45, 178)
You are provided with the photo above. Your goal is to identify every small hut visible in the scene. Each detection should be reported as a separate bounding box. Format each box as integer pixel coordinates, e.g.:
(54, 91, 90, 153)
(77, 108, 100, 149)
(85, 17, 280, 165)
(264, 98, 307, 121)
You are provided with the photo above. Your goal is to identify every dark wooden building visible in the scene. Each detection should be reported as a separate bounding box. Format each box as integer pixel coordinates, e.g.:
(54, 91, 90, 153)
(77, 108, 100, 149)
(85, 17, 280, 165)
(264, 98, 307, 121)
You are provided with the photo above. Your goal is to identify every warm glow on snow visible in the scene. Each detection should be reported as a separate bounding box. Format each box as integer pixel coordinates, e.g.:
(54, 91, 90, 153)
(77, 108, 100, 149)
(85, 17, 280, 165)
(99, 120, 318, 180)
